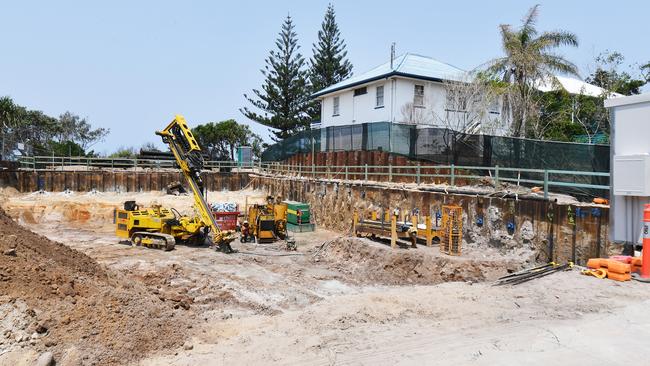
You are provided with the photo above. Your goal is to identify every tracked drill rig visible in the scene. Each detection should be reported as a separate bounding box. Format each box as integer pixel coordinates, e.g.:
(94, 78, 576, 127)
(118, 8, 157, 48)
(155, 115, 236, 252)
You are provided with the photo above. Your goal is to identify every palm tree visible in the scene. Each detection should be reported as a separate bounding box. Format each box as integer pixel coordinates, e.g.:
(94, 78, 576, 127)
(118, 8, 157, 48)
(487, 4, 579, 137)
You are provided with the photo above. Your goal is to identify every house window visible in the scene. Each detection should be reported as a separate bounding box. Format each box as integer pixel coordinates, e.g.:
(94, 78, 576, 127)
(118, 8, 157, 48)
(414, 84, 424, 106)
(333, 96, 340, 116)
(376, 85, 384, 107)
(353, 87, 367, 96)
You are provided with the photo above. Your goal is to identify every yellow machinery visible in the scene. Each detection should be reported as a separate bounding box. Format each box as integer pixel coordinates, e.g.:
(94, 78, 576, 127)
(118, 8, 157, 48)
(242, 196, 287, 243)
(353, 208, 442, 249)
(115, 201, 205, 250)
(156, 115, 236, 252)
(440, 205, 463, 255)
(113, 115, 236, 252)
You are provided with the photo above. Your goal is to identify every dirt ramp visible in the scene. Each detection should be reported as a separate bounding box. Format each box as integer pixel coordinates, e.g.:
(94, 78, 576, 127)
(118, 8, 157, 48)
(316, 237, 528, 285)
(0, 208, 188, 365)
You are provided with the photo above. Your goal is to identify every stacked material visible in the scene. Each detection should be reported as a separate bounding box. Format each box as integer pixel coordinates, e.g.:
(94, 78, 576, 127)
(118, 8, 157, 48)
(584, 257, 635, 281)
(211, 202, 238, 212)
(494, 262, 573, 286)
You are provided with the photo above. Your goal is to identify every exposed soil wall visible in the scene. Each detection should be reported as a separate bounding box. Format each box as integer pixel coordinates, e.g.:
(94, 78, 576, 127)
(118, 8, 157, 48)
(253, 175, 609, 265)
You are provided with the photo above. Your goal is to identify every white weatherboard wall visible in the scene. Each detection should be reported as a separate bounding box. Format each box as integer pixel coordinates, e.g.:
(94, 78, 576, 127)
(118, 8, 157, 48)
(319, 77, 449, 127)
(605, 93, 650, 242)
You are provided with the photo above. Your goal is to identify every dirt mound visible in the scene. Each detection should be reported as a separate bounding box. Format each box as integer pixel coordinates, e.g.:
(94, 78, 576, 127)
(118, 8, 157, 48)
(315, 237, 529, 285)
(0, 208, 188, 365)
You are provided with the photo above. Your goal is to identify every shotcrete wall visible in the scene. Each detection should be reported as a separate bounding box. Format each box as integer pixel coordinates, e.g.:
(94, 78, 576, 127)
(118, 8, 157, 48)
(252, 175, 609, 265)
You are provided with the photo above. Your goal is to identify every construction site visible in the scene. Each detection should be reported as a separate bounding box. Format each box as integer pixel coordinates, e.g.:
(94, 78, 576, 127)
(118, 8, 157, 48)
(0, 110, 648, 365)
(2, 2, 650, 363)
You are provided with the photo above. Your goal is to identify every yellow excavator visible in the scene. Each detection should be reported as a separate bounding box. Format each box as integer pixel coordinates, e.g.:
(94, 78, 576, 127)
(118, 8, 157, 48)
(114, 115, 236, 252)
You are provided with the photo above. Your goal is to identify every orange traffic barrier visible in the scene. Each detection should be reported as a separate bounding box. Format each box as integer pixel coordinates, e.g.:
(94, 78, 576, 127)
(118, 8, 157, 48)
(610, 255, 633, 264)
(593, 198, 609, 205)
(600, 258, 609, 268)
(605, 259, 631, 275)
(587, 258, 601, 269)
(607, 271, 631, 282)
(632, 257, 642, 266)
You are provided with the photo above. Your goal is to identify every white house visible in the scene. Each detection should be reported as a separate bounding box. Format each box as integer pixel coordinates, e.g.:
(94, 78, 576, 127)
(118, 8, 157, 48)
(311, 52, 620, 138)
(311, 53, 504, 135)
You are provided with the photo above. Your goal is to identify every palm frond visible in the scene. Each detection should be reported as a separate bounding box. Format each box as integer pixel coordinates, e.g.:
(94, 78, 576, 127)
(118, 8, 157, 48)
(520, 4, 540, 38)
(540, 54, 579, 77)
(482, 57, 510, 77)
(535, 30, 579, 50)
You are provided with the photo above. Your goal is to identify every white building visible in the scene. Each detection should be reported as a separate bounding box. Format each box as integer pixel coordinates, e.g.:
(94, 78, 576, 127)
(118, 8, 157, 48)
(605, 93, 650, 245)
(311, 53, 504, 135)
(312, 52, 620, 137)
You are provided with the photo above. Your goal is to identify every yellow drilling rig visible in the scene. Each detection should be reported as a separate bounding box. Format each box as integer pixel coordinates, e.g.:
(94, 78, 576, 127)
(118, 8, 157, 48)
(114, 115, 236, 252)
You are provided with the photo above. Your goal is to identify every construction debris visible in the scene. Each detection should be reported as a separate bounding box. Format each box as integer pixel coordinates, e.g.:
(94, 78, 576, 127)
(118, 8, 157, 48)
(494, 262, 573, 286)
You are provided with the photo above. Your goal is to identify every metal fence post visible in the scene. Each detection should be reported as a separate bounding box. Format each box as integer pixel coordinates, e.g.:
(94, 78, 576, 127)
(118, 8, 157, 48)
(364, 164, 368, 182)
(544, 170, 549, 199)
(450, 164, 455, 186)
(389, 164, 392, 182)
(416, 163, 421, 185)
(494, 165, 499, 186)
(345, 165, 348, 180)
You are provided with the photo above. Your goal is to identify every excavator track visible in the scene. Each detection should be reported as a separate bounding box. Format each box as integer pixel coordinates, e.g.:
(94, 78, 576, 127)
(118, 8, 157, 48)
(131, 232, 176, 251)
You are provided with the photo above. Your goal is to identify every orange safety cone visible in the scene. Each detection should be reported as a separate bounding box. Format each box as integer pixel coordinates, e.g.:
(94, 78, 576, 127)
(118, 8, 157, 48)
(643, 204, 650, 279)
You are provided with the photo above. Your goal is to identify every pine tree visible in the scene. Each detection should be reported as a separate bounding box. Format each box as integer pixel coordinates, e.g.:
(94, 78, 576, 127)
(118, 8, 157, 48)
(308, 4, 353, 120)
(241, 15, 311, 141)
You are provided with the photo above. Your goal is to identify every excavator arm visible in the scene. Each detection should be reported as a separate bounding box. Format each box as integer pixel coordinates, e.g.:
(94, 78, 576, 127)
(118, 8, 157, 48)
(156, 115, 235, 252)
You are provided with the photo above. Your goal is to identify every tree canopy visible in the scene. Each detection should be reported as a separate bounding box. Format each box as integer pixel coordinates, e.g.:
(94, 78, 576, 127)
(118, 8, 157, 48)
(241, 15, 311, 141)
(0, 96, 108, 158)
(486, 4, 579, 138)
(308, 4, 352, 120)
(191, 119, 263, 160)
(586, 51, 647, 96)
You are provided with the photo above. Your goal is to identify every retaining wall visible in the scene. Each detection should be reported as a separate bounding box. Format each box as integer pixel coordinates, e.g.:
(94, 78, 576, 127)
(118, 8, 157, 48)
(0, 168, 610, 264)
(252, 174, 609, 265)
(0, 170, 251, 193)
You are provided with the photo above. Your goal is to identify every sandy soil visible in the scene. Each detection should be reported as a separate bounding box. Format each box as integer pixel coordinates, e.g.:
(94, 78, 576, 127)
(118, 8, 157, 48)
(0, 189, 648, 365)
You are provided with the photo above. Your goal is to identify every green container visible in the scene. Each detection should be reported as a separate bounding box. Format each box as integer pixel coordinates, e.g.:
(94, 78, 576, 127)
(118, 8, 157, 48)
(287, 222, 315, 232)
(284, 200, 310, 225)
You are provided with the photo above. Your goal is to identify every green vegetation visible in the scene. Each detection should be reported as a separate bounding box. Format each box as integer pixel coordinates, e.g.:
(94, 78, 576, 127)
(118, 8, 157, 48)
(485, 6, 648, 143)
(108, 146, 138, 158)
(308, 4, 353, 121)
(191, 119, 263, 160)
(240, 15, 311, 141)
(486, 4, 579, 138)
(243, 4, 352, 140)
(0, 96, 108, 159)
(586, 51, 647, 96)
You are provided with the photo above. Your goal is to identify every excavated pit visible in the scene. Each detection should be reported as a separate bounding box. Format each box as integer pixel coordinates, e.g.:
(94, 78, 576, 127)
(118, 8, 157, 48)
(314, 236, 533, 285)
(0, 187, 580, 365)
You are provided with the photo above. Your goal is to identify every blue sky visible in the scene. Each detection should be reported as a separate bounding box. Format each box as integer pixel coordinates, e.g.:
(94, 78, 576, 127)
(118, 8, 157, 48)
(1, 0, 647, 154)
